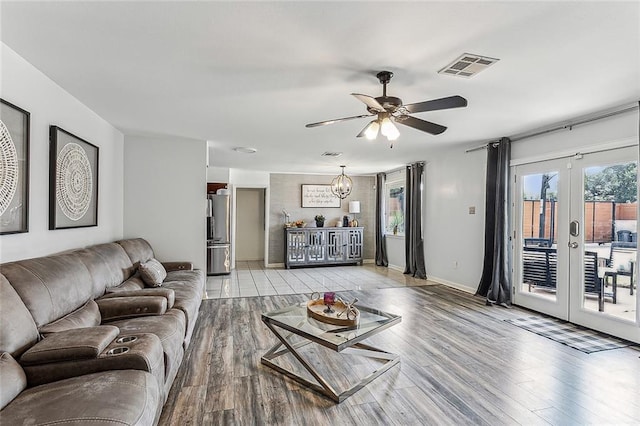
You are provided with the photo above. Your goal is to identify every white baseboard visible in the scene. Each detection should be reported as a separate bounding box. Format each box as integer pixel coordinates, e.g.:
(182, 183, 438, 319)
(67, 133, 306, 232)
(388, 263, 404, 273)
(427, 276, 476, 294)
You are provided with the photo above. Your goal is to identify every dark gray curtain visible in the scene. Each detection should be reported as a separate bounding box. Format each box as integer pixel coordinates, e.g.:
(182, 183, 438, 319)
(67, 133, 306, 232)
(375, 173, 388, 266)
(476, 137, 511, 306)
(404, 163, 426, 279)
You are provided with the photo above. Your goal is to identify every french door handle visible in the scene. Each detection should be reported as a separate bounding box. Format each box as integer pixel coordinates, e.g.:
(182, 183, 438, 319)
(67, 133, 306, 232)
(569, 220, 580, 237)
(568, 242, 579, 249)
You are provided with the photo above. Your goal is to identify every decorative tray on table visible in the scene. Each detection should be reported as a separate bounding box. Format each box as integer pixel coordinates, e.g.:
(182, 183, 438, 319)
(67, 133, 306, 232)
(306, 293, 360, 327)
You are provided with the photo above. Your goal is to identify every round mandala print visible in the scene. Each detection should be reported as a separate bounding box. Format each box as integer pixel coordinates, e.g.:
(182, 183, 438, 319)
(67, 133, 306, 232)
(56, 142, 93, 221)
(0, 119, 19, 216)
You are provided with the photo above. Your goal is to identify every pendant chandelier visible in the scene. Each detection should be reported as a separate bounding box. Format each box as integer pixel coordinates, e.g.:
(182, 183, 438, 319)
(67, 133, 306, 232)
(330, 165, 353, 199)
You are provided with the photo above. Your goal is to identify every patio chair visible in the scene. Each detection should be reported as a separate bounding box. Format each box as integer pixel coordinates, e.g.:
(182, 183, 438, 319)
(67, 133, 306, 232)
(524, 238, 553, 247)
(584, 250, 615, 312)
(522, 246, 556, 291)
(600, 242, 637, 296)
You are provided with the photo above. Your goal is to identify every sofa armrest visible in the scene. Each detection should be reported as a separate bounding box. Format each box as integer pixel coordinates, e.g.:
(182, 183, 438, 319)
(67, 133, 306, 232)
(99, 288, 175, 309)
(20, 326, 119, 366)
(21, 333, 165, 387)
(96, 296, 167, 322)
(162, 261, 193, 272)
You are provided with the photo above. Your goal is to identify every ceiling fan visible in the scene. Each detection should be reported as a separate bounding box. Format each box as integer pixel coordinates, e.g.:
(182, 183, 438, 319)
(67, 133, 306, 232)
(305, 71, 467, 145)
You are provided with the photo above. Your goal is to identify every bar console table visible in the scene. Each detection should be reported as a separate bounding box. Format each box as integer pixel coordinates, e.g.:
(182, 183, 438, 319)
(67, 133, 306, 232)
(285, 227, 363, 268)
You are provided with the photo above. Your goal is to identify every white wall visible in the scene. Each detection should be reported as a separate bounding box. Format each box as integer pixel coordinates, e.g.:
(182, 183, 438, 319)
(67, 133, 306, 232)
(207, 166, 229, 183)
(0, 44, 124, 262)
(425, 146, 487, 292)
(123, 135, 207, 271)
(511, 109, 638, 162)
(229, 168, 270, 186)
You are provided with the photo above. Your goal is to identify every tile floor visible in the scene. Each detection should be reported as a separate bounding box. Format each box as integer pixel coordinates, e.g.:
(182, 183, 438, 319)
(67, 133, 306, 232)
(205, 261, 431, 299)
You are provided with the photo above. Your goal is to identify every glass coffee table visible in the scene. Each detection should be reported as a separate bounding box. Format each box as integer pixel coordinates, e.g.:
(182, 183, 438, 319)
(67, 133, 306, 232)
(261, 302, 401, 403)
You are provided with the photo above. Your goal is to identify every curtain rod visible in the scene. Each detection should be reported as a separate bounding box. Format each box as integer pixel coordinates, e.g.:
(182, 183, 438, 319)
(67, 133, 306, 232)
(465, 103, 639, 153)
(385, 161, 425, 174)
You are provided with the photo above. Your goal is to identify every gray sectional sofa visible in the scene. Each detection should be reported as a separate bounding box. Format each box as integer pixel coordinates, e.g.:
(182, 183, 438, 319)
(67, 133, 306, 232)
(0, 238, 204, 425)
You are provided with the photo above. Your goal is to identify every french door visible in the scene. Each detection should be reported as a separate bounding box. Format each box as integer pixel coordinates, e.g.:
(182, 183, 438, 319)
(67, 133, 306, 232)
(513, 146, 639, 342)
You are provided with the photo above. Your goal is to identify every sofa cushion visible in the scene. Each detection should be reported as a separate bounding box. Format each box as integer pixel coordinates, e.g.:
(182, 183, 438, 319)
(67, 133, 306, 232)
(20, 326, 119, 366)
(162, 269, 204, 348)
(38, 299, 101, 337)
(0, 369, 161, 426)
(117, 238, 154, 267)
(108, 274, 146, 292)
(0, 352, 27, 410)
(161, 283, 202, 347)
(139, 258, 167, 287)
(109, 310, 186, 384)
(0, 253, 94, 328)
(0, 274, 39, 358)
(100, 288, 176, 310)
(75, 243, 137, 298)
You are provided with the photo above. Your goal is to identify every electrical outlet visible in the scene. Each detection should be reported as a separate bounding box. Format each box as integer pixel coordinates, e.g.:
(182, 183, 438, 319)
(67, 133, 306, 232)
(468, 206, 476, 215)
(453, 260, 458, 269)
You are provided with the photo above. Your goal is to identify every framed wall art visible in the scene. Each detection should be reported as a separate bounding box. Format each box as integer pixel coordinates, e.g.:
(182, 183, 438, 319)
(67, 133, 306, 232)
(301, 184, 340, 208)
(49, 126, 99, 230)
(0, 99, 30, 235)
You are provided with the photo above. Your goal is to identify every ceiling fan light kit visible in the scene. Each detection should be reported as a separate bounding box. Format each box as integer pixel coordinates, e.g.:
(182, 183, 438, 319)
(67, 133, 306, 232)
(380, 115, 399, 141)
(306, 70, 468, 147)
(330, 165, 353, 200)
(363, 120, 380, 140)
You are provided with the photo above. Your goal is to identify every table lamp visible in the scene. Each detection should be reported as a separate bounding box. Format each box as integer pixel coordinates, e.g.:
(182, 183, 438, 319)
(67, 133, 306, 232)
(348, 201, 360, 226)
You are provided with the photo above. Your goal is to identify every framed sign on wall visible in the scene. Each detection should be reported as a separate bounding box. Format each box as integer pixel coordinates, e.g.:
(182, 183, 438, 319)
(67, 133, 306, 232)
(0, 99, 30, 235)
(301, 184, 340, 208)
(49, 125, 99, 230)
(0, 99, 31, 235)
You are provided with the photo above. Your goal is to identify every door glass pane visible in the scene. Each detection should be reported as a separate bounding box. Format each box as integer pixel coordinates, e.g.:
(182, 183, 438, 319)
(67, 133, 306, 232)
(521, 172, 559, 301)
(582, 161, 637, 320)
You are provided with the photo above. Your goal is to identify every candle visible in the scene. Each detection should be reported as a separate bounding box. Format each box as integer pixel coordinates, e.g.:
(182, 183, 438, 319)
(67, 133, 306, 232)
(323, 292, 335, 305)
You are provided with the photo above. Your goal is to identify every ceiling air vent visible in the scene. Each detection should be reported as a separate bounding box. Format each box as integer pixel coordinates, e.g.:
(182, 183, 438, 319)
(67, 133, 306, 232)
(321, 152, 342, 157)
(438, 53, 499, 78)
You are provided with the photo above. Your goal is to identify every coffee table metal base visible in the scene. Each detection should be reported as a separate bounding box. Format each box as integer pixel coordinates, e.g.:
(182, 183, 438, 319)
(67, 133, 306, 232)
(260, 321, 400, 403)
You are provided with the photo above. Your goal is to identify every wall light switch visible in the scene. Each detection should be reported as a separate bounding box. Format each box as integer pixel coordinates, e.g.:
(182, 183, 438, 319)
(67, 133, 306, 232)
(468, 206, 476, 215)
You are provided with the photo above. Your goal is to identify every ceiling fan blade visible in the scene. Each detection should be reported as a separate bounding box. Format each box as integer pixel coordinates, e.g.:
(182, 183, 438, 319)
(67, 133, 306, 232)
(305, 113, 373, 128)
(356, 123, 369, 138)
(396, 115, 447, 135)
(351, 93, 386, 113)
(403, 95, 467, 114)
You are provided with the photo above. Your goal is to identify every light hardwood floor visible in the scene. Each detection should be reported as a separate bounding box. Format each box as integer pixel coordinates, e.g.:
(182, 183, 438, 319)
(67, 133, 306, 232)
(159, 284, 640, 425)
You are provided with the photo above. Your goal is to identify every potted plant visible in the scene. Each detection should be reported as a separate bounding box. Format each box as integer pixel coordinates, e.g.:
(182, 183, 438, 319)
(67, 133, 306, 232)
(314, 214, 325, 227)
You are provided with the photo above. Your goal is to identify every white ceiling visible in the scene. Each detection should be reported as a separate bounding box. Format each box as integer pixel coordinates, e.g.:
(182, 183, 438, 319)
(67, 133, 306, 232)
(1, 1, 639, 175)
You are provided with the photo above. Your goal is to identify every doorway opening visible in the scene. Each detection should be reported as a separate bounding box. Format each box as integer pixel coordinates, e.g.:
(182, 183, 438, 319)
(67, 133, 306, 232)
(235, 188, 266, 262)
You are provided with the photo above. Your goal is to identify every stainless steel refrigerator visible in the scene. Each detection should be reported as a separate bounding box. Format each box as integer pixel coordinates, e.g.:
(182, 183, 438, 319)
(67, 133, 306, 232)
(206, 194, 231, 275)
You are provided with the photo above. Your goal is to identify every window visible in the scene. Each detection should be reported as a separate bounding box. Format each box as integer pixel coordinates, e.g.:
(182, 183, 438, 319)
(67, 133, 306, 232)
(385, 170, 405, 235)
